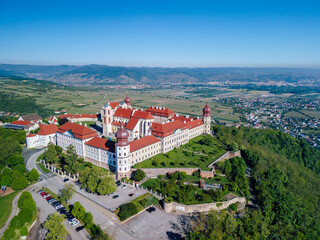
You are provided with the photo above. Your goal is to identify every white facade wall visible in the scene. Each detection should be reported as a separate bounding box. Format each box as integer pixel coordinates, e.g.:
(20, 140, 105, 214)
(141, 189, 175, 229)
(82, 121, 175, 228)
(56, 132, 93, 157)
(162, 129, 189, 153)
(130, 142, 162, 166)
(26, 136, 37, 148)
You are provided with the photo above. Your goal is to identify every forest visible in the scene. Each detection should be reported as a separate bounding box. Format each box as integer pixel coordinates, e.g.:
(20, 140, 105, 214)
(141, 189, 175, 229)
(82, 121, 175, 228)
(186, 126, 320, 239)
(0, 92, 53, 118)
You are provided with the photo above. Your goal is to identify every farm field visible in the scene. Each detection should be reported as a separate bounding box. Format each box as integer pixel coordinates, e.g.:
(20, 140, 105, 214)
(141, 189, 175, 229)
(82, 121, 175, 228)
(134, 135, 227, 171)
(0, 78, 237, 118)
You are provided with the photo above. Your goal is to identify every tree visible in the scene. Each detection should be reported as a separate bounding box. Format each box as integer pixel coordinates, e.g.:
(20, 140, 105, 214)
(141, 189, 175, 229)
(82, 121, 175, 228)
(28, 168, 40, 181)
(83, 212, 93, 228)
(43, 213, 68, 240)
(13, 164, 26, 174)
(18, 191, 33, 209)
(60, 183, 75, 202)
(64, 145, 79, 174)
(132, 169, 146, 182)
(71, 201, 86, 220)
(6, 155, 24, 167)
(11, 176, 28, 190)
(118, 202, 138, 221)
(45, 143, 59, 165)
(96, 175, 117, 195)
(224, 160, 232, 177)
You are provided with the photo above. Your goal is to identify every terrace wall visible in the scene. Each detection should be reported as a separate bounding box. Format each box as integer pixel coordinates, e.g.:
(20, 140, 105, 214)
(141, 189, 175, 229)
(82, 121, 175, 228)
(133, 167, 214, 178)
(163, 196, 246, 214)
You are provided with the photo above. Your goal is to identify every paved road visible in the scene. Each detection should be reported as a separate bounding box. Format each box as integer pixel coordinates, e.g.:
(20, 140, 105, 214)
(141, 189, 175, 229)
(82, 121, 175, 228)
(25, 148, 46, 172)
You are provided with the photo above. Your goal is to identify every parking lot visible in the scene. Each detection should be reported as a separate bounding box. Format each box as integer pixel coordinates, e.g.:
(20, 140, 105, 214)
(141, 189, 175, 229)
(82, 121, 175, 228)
(29, 187, 90, 240)
(124, 207, 185, 240)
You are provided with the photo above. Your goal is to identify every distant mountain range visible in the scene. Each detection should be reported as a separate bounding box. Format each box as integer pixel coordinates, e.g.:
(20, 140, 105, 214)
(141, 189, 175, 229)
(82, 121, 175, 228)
(0, 63, 319, 86)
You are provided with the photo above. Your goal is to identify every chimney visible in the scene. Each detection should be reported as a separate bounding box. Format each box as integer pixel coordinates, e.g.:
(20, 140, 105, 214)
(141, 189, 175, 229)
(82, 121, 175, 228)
(85, 123, 87, 127)
(191, 119, 193, 121)
(186, 115, 189, 118)
(184, 121, 186, 123)
(176, 113, 179, 117)
(79, 122, 82, 125)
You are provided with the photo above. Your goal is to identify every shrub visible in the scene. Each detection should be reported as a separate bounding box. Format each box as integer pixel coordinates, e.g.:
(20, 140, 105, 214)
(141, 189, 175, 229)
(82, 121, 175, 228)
(217, 203, 223, 207)
(11, 176, 28, 190)
(192, 170, 200, 178)
(140, 199, 148, 207)
(132, 169, 146, 182)
(229, 203, 238, 212)
(3, 226, 15, 240)
(28, 168, 40, 181)
(164, 197, 173, 203)
(71, 201, 86, 220)
(83, 212, 93, 228)
(118, 202, 138, 221)
(20, 227, 28, 236)
(18, 191, 33, 209)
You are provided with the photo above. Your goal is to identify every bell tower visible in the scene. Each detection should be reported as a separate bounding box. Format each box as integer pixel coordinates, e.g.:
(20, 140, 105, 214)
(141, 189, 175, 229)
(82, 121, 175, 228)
(115, 122, 131, 179)
(202, 101, 211, 134)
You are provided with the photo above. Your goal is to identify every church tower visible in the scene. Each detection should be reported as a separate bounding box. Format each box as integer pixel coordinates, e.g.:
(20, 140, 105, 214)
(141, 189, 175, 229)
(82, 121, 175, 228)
(124, 92, 131, 108)
(101, 103, 113, 135)
(202, 101, 211, 134)
(115, 122, 131, 179)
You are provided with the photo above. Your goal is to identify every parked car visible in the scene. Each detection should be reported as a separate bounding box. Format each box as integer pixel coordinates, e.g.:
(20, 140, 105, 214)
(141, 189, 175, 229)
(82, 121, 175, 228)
(146, 207, 156, 213)
(116, 181, 121, 186)
(48, 199, 56, 204)
(129, 193, 134, 197)
(71, 220, 80, 226)
(122, 185, 127, 189)
(38, 190, 45, 194)
(40, 192, 48, 197)
(55, 205, 63, 210)
(43, 194, 50, 198)
(46, 196, 53, 201)
(112, 195, 119, 199)
(58, 207, 66, 213)
(62, 177, 69, 182)
(76, 226, 85, 232)
(52, 202, 60, 207)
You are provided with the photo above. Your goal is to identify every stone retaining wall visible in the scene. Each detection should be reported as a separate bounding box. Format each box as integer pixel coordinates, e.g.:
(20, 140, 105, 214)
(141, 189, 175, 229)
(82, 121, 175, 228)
(133, 167, 214, 178)
(208, 150, 241, 168)
(163, 196, 246, 214)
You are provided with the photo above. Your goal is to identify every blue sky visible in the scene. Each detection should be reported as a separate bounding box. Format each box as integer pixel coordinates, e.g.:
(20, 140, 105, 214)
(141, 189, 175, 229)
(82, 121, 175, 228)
(0, 0, 319, 67)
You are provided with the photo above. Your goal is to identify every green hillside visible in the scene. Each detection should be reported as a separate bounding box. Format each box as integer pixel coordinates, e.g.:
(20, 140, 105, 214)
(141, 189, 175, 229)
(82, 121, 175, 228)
(186, 126, 320, 239)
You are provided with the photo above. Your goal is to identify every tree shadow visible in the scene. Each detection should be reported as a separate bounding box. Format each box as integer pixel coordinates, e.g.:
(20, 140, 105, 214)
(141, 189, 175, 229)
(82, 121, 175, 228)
(166, 231, 183, 240)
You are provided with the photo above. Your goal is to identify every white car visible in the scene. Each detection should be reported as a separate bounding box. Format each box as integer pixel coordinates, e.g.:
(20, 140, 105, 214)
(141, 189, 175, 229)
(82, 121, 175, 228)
(71, 220, 80, 226)
(122, 185, 127, 189)
(55, 205, 63, 210)
(68, 218, 79, 226)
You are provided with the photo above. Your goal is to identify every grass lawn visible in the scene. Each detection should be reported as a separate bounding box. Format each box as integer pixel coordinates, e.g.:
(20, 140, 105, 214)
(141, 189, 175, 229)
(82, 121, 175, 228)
(38, 163, 51, 174)
(114, 193, 158, 220)
(0, 191, 20, 229)
(36, 153, 44, 162)
(134, 135, 227, 171)
(74, 121, 96, 127)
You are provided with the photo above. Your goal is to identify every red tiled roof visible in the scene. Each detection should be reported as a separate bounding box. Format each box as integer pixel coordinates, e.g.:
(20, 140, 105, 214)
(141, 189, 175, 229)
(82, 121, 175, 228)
(114, 108, 133, 119)
(185, 119, 203, 129)
(151, 120, 187, 137)
(130, 135, 161, 152)
(71, 114, 97, 119)
(38, 124, 58, 135)
(151, 122, 162, 130)
(10, 120, 31, 126)
(112, 120, 126, 126)
(125, 118, 140, 130)
(132, 110, 153, 120)
(85, 137, 115, 152)
(57, 122, 97, 140)
(49, 116, 58, 122)
(110, 102, 120, 109)
(171, 115, 194, 123)
(26, 133, 36, 137)
(146, 106, 174, 117)
(20, 114, 42, 122)
(58, 114, 73, 119)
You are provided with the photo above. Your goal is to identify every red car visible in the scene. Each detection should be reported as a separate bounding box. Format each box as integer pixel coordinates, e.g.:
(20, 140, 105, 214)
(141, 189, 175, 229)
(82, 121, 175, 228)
(40, 192, 48, 197)
(46, 196, 53, 201)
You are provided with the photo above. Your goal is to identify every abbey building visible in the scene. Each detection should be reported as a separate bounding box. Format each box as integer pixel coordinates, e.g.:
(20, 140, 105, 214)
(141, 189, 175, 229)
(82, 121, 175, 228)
(55, 93, 211, 179)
